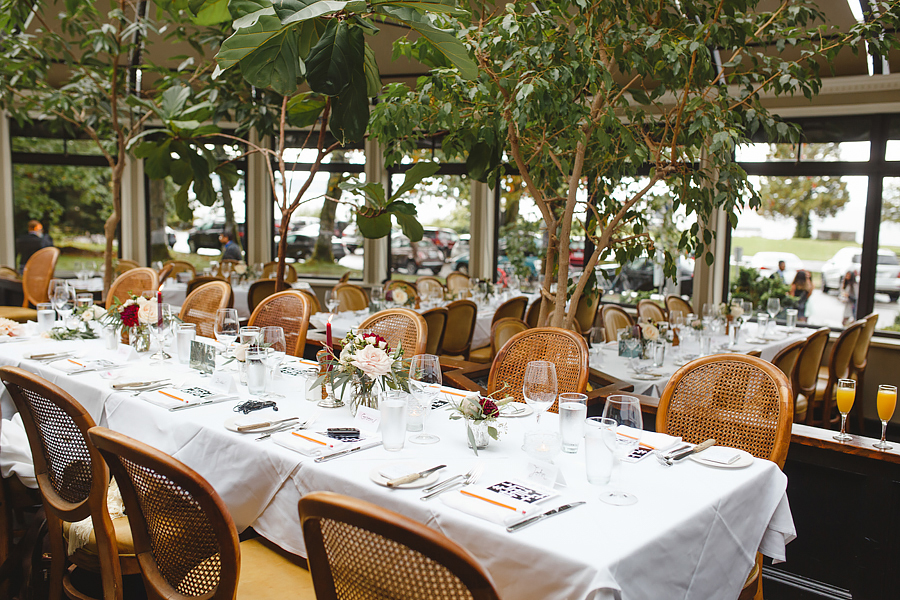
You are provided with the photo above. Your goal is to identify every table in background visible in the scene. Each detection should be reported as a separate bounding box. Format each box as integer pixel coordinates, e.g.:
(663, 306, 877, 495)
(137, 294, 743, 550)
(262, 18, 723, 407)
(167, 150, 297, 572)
(161, 280, 312, 319)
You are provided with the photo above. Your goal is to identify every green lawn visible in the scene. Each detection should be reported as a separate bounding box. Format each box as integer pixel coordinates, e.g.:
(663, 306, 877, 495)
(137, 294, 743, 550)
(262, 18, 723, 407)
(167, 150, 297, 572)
(731, 236, 900, 263)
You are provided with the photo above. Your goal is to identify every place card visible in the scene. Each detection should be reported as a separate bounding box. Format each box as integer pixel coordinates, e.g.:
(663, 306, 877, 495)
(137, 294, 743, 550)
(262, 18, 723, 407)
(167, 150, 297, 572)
(354, 405, 380, 432)
(524, 460, 566, 489)
(117, 344, 138, 361)
(190, 340, 216, 374)
(209, 370, 238, 394)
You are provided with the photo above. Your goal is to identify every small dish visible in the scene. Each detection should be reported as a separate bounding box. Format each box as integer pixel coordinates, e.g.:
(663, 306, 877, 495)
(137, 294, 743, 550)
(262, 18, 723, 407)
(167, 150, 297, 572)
(633, 373, 663, 380)
(499, 403, 534, 418)
(690, 448, 754, 469)
(370, 462, 441, 489)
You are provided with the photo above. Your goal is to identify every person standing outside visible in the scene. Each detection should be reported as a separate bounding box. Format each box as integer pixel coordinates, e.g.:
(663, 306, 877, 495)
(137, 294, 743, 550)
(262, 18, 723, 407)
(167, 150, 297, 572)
(219, 230, 243, 261)
(15, 219, 53, 272)
(773, 260, 787, 282)
(789, 270, 813, 322)
(840, 270, 858, 326)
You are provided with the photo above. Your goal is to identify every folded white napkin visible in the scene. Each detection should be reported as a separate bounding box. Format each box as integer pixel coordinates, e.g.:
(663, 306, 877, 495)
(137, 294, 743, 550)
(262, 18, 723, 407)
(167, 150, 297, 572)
(0, 414, 38, 489)
(233, 409, 281, 428)
(139, 386, 230, 409)
(50, 358, 120, 373)
(441, 488, 541, 526)
(696, 446, 743, 465)
(271, 430, 339, 457)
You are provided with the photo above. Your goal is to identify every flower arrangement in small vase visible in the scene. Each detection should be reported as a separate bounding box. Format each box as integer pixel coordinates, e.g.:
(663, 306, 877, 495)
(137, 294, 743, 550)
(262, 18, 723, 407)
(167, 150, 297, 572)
(101, 293, 174, 352)
(447, 391, 512, 455)
(385, 288, 414, 307)
(0, 317, 23, 339)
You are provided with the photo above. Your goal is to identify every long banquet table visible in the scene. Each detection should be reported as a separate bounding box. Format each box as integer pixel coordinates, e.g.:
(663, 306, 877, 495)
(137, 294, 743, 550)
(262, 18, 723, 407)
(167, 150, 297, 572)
(0, 335, 795, 600)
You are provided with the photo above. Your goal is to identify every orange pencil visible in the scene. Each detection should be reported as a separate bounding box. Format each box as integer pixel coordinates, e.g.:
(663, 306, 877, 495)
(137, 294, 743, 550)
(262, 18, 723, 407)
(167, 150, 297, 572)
(292, 432, 334, 447)
(158, 390, 187, 403)
(443, 389, 467, 398)
(460, 490, 526, 513)
(68, 359, 85, 367)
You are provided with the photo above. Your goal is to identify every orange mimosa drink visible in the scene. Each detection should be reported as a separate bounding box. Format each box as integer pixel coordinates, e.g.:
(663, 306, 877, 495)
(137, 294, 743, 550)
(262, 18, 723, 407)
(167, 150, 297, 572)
(836, 386, 855, 415)
(834, 379, 856, 442)
(877, 387, 897, 422)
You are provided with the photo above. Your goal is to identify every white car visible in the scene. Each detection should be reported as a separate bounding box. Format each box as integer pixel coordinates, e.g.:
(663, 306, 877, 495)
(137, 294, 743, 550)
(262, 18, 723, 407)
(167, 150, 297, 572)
(821, 247, 900, 302)
(748, 252, 804, 286)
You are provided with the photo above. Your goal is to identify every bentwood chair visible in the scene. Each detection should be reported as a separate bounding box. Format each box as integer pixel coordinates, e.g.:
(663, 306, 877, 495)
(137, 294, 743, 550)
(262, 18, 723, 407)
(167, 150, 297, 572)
(525, 298, 542, 328)
(808, 320, 863, 428)
(490, 318, 529, 360)
(601, 305, 634, 342)
(637, 299, 667, 323)
(248, 291, 311, 357)
(792, 327, 830, 423)
(262, 261, 298, 283)
(445, 271, 471, 295)
(186, 275, 226, 296)
(665, 294, 693, 318)
(248, 279, 278, 313)
(87, 427, 316, 600)
(0, 266, 19, 280)
(487, 327, 589, 413)
(771, 338, 805, 390)
(358, 308, 428, 357)
(0, 246, 60, 322)
(656, 354, 793, 600)
(337, 271, 351, 284)
(416, 276, 445, 300)
(105, 268, 159, 309)
(161, 260, 196, 282)
(331, 283, 369, 312)
(469, 296, 529, 363)
(0, 367, 139, 600)
(384, 280, 418, 306)
(421, 307, 449, 355)
(156, 263, 174, 286)
(573, 291, 602, 335)
(179, 281, 233, 339)
(848, 313, 878, 430)
(299, 491, 500, 600)
(113, 260, 139, 278)
(439, 299, 478, 360)
(299, 289, 322, 314)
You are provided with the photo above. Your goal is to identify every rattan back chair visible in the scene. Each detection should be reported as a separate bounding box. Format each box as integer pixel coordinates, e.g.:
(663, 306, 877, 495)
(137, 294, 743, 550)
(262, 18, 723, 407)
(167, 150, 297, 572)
(332, 283, 369, 312)
(338, 271, 351, 284)
(162, 260, 196, 282)
(492, 296, 528, 323)
(262, 261, 298, 283)
(113, 260, 139, 278)
(359, 308, 428, 357)
(772, 338, 805, 389)
(217, 259, 241, 278)
(186, 276, 225, 296)
(637, 299, 667, 323)
(445, 271, 471, 295)
(106, 268, 159, 309)
(156, 263, 175, 286)
(247, 279, 278, 313)
(490, 318, 529, 359)
(488, 327, 589, 413)
(421, 307, 449, 355)
(22, 246, 60, 307)
(440, 299, 478, 360)
(656, 354, 793, 468)
(248, 291, 311, 357)
(793, 327, 830, 422)
(384, 280, 419, 306)
(299, 289, 322, 314)
(809, 320, 863, 428)
(179, 281, 233, 339)
(299, 491, 500, 600)
(0, 367, 136, 600)
(0, 265, 19, 280)
(416, 276, 445, 300)
(848, 312, 878, 430)
(665, 295, 693, 319)
(601, 305, 634, 342)
(87, 427, 315, 600)
(525, 299, 542, 328)
(573, 291, 601, 335)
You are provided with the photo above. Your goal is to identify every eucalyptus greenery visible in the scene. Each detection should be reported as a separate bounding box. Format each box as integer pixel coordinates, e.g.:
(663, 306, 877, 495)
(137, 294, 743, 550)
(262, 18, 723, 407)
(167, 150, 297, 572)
(370, 0, 900, 328)
(47, 326, 99, 341)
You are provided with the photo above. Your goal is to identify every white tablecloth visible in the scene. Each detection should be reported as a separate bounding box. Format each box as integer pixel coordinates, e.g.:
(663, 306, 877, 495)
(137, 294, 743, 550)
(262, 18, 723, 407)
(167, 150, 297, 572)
(0, 335, 796, 600)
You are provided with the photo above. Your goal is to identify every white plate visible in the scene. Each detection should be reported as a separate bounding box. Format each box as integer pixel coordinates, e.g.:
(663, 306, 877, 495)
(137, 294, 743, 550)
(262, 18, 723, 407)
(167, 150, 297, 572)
(690, 448, 754, 469)
(224, 415, 299, 434)
(500, 403, 533, 418)
(369, 462, 442, 489)
(633, 373, 664, 381)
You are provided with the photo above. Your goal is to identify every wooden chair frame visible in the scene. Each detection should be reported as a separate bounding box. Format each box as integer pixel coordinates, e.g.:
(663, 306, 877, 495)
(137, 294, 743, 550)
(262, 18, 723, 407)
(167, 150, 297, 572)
(179, 281, 233, 339)
(445, 271, 471, 295)
(331, 283, 369, 312)
(22, 246, 60, 308)
(439, 299, 478, 359)
(106, 268, 159, 309)
(247, 279, 278, 313)
(810, 320, 863, 428)
(248, 290, 311, 357)
(262, 261, 298, 283)
(849, 313, 878, 431)
(359, 308, 428, 357)
(600, 305, 634, 342)
(665, 294, 693, 318)
(421, 307, 449, 356)
(636, 299, 667, 323)
(792, 328, 830, 422)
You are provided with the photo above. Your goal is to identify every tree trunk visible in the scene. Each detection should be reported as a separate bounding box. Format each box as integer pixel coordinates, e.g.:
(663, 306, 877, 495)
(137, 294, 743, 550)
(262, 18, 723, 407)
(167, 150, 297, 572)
(312, 150, 344, 263)
(795, 212, 812, 239)
(103, 172, 122, 295)
(275, 209, 293, 292)
(148, 178, 170, 263)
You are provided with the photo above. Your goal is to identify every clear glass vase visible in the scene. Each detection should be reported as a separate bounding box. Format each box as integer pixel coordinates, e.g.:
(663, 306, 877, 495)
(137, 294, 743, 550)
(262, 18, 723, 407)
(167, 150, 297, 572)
(466, 419, 491, 450)
(350, 375, 378, 416)
(130, 325, 151, 353)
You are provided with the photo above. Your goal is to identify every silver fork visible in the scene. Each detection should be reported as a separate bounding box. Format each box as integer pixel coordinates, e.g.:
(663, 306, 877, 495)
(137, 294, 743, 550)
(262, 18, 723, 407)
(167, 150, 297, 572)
(254, 413, 318, 442)
(421, 464, 483, 501)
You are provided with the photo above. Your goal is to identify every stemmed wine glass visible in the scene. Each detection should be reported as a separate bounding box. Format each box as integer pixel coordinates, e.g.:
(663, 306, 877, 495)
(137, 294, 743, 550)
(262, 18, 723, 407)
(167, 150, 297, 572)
(324, 290, 340, 315)
(408, 354, 442, 444)
(49, 280, 75, 326)
(523, 360, 557, 428)
(260, 326, 286, 399)
(600, 395, 643, 506)
(834, 379, 855, 442)
(874, 384, 896, 450)
(150, 303, 174, 362)
(766, 297, 781, 332)
(214, 308, 240, 357)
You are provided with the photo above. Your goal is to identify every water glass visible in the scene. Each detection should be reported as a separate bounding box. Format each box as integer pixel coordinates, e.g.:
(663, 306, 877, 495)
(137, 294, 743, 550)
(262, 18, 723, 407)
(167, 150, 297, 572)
(785, 308, 798, 330)
(651, 341, 666, 367)
(75, 293, 94, 311)
(584, 417, 616, 485)
(102, 325, 119, 350)
(240, 326, 261, 347)
(37, 303, 56, 332)
(558, 392, 588, 453)
(756, 313, 769, 338)
(176, 323, 197, 364)
(699, 333, 712, 356)
(246, 349, 268, 395)
(380, 391, 408, 452)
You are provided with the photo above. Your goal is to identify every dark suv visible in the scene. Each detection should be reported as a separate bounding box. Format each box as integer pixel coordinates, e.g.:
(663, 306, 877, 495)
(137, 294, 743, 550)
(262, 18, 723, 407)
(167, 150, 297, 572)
(187, 220, 246, 253)
(391, 235, 445, 274)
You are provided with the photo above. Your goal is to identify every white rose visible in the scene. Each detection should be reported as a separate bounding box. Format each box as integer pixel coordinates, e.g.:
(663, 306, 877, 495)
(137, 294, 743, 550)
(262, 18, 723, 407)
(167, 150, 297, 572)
(392, 289, 408, 305)
(234, 263, 247, 274)
(350, 344, 393, 378)
(138, 302, 158, 325)
(339, 345, 353, 364)
(641, 322, 659, 341)
(81, 310, 93, 322)
(731, 305, 744, 318)
(460, 394, 482, 418)
(234, 343, 249, 362)
(0, 317, 20, 336)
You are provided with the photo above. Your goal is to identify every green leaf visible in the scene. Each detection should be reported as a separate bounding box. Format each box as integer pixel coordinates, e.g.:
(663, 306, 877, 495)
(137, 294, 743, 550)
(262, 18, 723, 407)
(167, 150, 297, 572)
(188, 0, 232, 25)
(372, 0, 467, 16)
(216, 14, 288, 71)
(356, 212, 392, 238)
(390, 206, 424, 242)
(281, 1, 349, 26)
(237, 26, 302, 96)
(340, 181, 386, 205)
(286, 93, 327, 127)
(230, 0, 276, 28)
(466, 424, 478, 456)
(306, 20, 365, 96)
(174, 182, 193, 222)
(329, 69, 369, 143)
(379, 6, 476, 80)
(363, 43, 382, 97)
(465, 141, 498, 183)
(389, 161, 439, 200)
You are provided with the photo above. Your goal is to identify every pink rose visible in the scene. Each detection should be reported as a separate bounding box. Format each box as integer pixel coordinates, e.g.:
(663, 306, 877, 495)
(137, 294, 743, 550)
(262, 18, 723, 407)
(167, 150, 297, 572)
(351, 344, 393, 378)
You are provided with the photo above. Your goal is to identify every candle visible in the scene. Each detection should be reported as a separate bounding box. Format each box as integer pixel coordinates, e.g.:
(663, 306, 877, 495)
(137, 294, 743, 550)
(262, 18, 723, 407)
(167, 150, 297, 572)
(157, 291, 162, 327)
(325, 315, 334, 371)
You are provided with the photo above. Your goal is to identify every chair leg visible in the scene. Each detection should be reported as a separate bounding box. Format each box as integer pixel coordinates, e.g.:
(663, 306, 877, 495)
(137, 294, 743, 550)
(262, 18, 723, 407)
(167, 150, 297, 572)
(45, 516, 65, 600)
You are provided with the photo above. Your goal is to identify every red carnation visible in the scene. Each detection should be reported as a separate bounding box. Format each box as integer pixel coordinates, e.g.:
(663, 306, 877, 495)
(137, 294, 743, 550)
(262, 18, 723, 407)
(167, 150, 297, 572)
(120, 304, 139, 328)
(479, 397, 499, 418)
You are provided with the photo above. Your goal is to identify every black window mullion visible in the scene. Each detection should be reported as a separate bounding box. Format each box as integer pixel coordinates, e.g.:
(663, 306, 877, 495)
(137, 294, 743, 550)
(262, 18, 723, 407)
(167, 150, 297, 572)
(857, 114, 888, 319)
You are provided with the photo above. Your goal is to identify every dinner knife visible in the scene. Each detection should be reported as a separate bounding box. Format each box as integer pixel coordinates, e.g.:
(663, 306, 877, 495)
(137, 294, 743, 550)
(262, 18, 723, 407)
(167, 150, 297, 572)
(169, 395, 239, 411)
(112, 379, 169, 390)
(506, 502, 586, 533)
(663, 438, 716, 465)
(386, 465, 446, 488)
(314, 441, 382, 463)
(238, 417, 299, 432)
(68, 364, 129, 376)
(28, 351, 75, 361)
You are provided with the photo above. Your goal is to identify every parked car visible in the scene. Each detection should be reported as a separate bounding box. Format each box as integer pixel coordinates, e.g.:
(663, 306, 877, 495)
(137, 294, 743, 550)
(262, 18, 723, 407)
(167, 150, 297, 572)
(391, 235, 445, 274)
(569, 239, 585, 268)
(187, 220, 246, 253)
(423, 227, 460, 258)
(822, 247, 900, 302)
(598, 257, 657, 292)
(284, 225, 346, 261)
(449, 234, 470, 262)
(341, 223, 363, 254)
(748, 252, 803, 285)
(452, 242, 543, 278)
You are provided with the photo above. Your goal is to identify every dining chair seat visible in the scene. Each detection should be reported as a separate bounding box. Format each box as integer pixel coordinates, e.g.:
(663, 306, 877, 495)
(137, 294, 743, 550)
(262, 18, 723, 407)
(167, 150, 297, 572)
(61, 513, 136, 559)
(468, 346, 493, 363)
(0, 307, 37, 323)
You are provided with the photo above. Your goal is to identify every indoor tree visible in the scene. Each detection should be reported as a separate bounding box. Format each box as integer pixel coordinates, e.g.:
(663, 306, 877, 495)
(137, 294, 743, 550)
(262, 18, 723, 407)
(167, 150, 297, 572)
(371, 0, 900, 328)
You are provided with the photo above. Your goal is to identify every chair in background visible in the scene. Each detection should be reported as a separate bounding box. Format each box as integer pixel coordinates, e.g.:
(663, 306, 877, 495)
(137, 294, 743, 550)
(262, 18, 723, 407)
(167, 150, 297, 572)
(331, 283, 369, 312)
(88, 427, 316, 600)
(637, 299, 667, 323)
(792, 327, 830, 423)
(573, 291, 602, 335)
(445, 271, 471, 296)
(0, 246, 60, 322)
(421, 307, 449, 355)
(601, 305, 634, 342)
(808, 320, 863, 428)
(299, 289, 322, 314)
(469, 296, 529, 363)
(0, 367, 139, 600)
(0, 266, 20, 280)
(665, 294, 693, 318)
(358, 308, 428, 357)
(179, 281, 233, 338)
(262, 261, 298, 283)
(384, 280, 419, 306)
(248, 279, 278, 313)
(337, 271, 351, 284)
(656, 354, 793, 600)
(416, 276, 445, 300)
(161, 260, 195, 282)
(217, 259, 241, 278)
(848, 313, 879, 430)
(490, 318, 529, 360)
(186, 275, 225, 296)
(299, 491, 500, 600)
(488, 327, 589, 413)
(105, 268, 159, 309)
(771, 338, 805, 391)
(156, 263, 174, 286)
(439, 299, 478, 360)
(248, 291, 311, 357)
(113, 259, 139, 278)
(525, 298, 542, 328)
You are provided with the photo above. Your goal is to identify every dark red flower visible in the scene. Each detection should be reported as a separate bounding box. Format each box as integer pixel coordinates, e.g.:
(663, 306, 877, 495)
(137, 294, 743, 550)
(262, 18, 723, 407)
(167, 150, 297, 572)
(479, 397, 499, 418)
(121, 304, 139, 328)
(362, 333, 391, 353)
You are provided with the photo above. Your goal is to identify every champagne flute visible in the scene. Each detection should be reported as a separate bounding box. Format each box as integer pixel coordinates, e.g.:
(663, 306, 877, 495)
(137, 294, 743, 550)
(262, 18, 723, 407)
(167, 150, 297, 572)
(324, 289, 340, 314)
(600, 395, 643, 506)
(408, 354, 442, 444)
(214, 308, 240, 356)
(50, 280, 75, 326)
(834, 379, 855, 442)
(260, 326, 286, 399)
(150, 303, 174, 362)
(522, 360, 557, 428)
(874, 384, 896, 450)
(767, 298, 781, 331)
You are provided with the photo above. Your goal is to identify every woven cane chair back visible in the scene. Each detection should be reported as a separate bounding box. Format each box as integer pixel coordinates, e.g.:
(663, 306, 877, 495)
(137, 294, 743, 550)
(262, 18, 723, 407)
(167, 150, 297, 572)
(262, 261, 298, 283)
(851, 313, 879, 372)
(332, 283, 369, 312)
(359, 309, 428, 357)
(248, 279, 278, 313)
(21, 246, 60, 307)
(490, 318, 528, 358)
(300, 289, 322, 314)
(665, 295, 693, 318)
(492, 296, 528, 324)
(384, 280, 419, 305)
(795, 328, 830, 398)
(249, 291, 311, 357)
(815, 321, 863, 427)
(422, 307, 449, 355)
(88, 427, 239, 600)
(114, 259, 139, 278)
(299, 491, 501, 600)
(416, 276, 445, 299)
(445, 272, 471, 295)
(601, 305, 633, 342)
(488, 327, 589, 413)
(657, 355, 793, 468)
(106, 268, 159, 309)
(574, 292, 601, 334)
(441, 300, 477, 358)
(179, 281, 233, 339)
(162, 261, 196, 281)
(637, 300, 667, 323)
(772, 338, 805, 388)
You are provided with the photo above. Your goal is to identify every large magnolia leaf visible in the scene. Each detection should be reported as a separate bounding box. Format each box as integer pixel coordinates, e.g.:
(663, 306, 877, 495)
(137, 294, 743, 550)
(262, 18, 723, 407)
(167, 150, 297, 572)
(363, 42, 382, 97)
(230, 0, 275, 28)
(237, 27, 302, 96)
(217, 14, 287, 71)
(378, 6, 475, 80)
(306, 20, 365, 96)
(286, 93, 327, 127)
(281, 1, 351, 25)
(356, 211, 392, 239)
(188, 0, 231, 25)
(329, 67, 369, 143)
(389, 161, 439, 200)
(390, 203, 424, 242)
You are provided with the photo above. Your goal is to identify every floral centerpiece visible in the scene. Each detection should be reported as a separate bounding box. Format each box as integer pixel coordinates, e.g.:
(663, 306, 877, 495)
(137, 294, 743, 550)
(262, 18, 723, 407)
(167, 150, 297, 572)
(447, 390, 512, 454)
(315, 330, 409, 415)
(0, 317, 23, 338)
(101, 294, 168, 352)
(385, 288, 414, 307)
